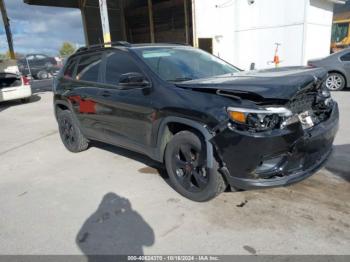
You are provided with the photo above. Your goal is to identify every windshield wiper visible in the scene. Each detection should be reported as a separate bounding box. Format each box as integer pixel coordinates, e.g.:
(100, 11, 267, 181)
(167, 77, 193, 82)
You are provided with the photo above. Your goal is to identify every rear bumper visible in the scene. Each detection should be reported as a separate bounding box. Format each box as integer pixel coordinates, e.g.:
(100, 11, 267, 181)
(0, 85, 32, 102)
(212, 103, 339, 190)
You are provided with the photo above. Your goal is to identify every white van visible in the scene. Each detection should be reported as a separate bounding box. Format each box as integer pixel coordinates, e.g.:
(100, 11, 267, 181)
(0, 59, 32, 103)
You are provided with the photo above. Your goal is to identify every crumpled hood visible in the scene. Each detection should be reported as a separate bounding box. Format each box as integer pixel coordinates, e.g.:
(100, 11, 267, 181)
(176, 66, 327, 100)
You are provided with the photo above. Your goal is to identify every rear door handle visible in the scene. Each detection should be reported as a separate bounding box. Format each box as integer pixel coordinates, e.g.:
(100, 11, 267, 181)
(101, 90, 111, 97)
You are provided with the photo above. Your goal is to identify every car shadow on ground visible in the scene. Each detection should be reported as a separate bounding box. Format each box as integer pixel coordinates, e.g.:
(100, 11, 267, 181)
(92, 141, 169, 180)
(325, 144, 350, 182)
(31, 79, 53, 94)
(76, 192, 155, 261)
(0, 95, 41, 113)
(92, 142, 235, 193)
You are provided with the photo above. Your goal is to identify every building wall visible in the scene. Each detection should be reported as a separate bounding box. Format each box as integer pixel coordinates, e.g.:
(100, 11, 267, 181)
(194, 0, 334, 70)
(304, 0, 334, 63)
(193, 0, 236, 64)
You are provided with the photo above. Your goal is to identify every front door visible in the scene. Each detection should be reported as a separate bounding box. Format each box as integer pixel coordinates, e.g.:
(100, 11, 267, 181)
(94, 50, 156, 151)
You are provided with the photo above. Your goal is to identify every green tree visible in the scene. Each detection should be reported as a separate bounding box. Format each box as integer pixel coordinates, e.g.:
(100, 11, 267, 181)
(59, 42, 76, 57)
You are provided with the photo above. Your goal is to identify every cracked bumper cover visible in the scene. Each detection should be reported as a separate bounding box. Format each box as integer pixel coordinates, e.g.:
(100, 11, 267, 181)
(211, 102, 339, 190)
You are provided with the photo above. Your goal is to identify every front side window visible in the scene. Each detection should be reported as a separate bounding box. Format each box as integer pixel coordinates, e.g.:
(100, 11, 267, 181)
(133, 47, 239, 82)
(76, 53, 102, 82)
(104, 51, 142, 85)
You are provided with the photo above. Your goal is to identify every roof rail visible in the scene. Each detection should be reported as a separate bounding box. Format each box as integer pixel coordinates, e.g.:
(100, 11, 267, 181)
(162, 42, 190, 46)
(75, 41, 131, 53)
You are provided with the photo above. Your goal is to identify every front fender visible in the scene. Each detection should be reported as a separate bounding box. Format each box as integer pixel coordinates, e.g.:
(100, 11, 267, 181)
(155, 116, 215, 168)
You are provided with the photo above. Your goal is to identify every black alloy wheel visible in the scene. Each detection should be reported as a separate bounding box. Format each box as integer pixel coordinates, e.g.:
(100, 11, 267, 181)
(172, 143, 209, 193)
(57, 110, 89, 153)
(165, 130, 226, 202)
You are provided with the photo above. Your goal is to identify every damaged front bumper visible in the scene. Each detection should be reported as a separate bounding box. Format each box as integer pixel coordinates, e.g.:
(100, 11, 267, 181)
(211, 102, 339, 190)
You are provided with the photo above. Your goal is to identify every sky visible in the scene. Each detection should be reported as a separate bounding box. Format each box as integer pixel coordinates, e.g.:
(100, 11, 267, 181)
(0, 0, 85, 56)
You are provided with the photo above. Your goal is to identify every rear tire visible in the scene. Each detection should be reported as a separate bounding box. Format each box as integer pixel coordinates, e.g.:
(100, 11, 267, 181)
(57, 110, 89, 153)
(37, 70, 49, 80)
(164, 131, 226, 202)
(325, 72, 346, 91)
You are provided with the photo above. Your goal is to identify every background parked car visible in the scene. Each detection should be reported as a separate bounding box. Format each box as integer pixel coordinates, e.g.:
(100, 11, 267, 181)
(308, 48, 350, 91)
(0, 59, 32, 103)
(17, 54, 60, 80)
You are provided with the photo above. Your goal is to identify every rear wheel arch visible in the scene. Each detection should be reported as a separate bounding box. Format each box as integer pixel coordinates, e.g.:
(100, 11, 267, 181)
(54, 100, 72, 120)
(156, 117, 215, 168)
(56, 103, 69, 112)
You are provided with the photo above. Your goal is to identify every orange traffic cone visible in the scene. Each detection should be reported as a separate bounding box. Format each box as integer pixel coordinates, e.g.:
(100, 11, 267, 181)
(273, 43, 281, 67)
(273, 54, 280, 67)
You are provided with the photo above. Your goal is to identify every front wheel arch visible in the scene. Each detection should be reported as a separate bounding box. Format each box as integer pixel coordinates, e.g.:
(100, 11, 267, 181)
(156, 117, 215, 169)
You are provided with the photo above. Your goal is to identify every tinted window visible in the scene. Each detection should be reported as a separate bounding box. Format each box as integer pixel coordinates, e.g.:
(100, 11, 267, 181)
(76, 53, 102, 82)
(340, 52, 350, 62)
(105, 52, 142, 85)
(63, 58, 77, 79)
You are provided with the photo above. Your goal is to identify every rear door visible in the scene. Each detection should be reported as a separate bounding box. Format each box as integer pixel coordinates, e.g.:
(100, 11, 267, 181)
(35, 55, 48, 67)
(340, 52, 350, 80)
(65, 52, 105, 138)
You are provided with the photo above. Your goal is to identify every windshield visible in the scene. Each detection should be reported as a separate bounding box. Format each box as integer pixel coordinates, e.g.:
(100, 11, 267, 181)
(133, 47, 239, 82)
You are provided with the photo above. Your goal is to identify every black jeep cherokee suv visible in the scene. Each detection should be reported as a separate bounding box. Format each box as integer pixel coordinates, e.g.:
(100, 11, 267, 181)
(53, 42, 339, 202)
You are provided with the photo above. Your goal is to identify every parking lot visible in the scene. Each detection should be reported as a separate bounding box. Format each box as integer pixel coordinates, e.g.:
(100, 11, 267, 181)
(0, 80, 349, 256)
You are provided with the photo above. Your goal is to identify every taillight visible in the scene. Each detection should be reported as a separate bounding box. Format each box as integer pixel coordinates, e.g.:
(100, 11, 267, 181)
(22, 76, 30, 86)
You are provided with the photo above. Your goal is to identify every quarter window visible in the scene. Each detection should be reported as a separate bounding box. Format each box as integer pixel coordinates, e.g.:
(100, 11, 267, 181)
(76, 53, 102, 82)
(63, 58, 77, 79)
(105, 52, 142, 85)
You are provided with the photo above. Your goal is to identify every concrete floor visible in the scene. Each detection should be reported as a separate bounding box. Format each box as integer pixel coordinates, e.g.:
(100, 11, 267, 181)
(0, 85, 349, 256)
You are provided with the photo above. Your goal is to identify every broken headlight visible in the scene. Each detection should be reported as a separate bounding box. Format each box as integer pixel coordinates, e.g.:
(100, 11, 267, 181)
(227, 107, 293, 132)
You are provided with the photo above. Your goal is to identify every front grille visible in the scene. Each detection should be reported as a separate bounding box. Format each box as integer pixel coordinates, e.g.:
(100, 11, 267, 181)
(287, 87, 333, 126)
(287, 92, 316, 114)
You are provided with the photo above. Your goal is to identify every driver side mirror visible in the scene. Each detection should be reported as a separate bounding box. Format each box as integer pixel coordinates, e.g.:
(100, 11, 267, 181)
(119, 72, 150, 88)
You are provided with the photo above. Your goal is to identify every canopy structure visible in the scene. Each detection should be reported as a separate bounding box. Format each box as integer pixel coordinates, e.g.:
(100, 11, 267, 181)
(23, 0, 193, 46)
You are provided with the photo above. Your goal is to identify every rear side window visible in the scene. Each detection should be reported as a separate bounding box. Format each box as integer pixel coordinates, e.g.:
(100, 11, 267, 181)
(76, 53, 102, 82)
(63, 58, 77, 79)
(105, 52, 142, 85)
(340, 52, 350, 62)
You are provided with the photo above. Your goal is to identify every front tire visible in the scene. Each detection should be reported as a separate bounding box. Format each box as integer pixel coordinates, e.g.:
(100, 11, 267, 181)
(164, 131, 226, 202)
(325, 72, 346, 91)
(57, 110, 89, 153)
